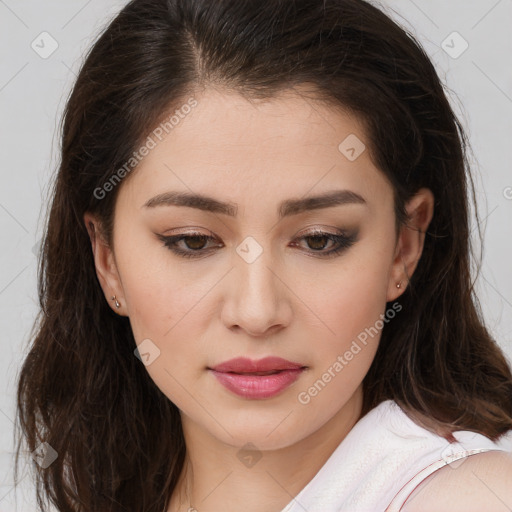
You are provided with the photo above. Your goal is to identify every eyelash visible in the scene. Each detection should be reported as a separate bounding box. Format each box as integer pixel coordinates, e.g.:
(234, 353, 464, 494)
(157, 229, 357, 259)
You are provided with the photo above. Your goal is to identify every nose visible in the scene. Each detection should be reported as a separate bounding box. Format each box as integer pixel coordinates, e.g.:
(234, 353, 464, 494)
(221, 244, 292, 338)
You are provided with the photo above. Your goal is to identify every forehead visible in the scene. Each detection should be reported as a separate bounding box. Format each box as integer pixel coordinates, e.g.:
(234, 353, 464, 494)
(118, 87, 393, 214)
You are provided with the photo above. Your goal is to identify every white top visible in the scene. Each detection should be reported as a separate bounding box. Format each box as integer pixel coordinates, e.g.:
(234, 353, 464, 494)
(280, 399, 512, 512)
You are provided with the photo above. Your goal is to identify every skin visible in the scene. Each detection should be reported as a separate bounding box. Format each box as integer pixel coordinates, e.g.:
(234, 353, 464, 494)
(84, 86, 435, 512)
(399, 451, 512, 512)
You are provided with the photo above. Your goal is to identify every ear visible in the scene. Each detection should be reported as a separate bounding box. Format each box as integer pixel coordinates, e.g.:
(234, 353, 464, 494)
(387, 188, 434, 302)
(83, 212, 127, 316)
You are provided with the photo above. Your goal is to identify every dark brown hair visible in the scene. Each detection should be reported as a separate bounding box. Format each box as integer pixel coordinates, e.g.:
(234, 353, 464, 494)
(15, 0, 512, 510)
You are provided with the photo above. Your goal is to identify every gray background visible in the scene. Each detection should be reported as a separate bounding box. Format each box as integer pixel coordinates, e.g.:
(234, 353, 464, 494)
(1, 1, 511, 510)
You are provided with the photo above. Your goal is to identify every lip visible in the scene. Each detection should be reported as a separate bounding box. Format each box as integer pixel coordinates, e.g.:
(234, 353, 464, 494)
(211, 356, 304, 373)
(209, 357, 306, 399)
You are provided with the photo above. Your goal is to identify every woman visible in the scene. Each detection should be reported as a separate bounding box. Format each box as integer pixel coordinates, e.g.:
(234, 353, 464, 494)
(15, 0, 512, 511)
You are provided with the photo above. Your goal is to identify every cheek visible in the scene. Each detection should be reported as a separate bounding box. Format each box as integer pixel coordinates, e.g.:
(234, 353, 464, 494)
(295, 274, 388, 420)
(296, 241, 394, 392)
(120, 264, 212, 343)
(300, 249, 392, 348)
(303, 277, 385, 383)
(113, 226, 211, 340)
(116, 245, 213, 406)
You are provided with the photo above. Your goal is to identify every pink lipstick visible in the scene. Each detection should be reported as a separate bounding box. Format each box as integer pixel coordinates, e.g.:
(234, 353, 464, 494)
(209, 357, 306, 399)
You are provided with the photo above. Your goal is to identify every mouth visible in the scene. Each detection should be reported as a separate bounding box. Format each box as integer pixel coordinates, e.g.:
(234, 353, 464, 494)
(208, 357, 307, 399)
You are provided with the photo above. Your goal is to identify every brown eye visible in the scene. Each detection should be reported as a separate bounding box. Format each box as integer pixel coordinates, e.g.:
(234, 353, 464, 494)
(292, 230, 358, 258)
(183, 235, 209, 250)
(157, 232, 222, 259)
(304, 234, 331, 251)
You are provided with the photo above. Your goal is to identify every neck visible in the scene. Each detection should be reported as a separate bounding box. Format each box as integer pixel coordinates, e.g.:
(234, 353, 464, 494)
(167, 387, 364, 512)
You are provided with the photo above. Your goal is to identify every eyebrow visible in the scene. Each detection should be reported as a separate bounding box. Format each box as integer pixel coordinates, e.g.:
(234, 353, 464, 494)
(142, 189, 367, 218)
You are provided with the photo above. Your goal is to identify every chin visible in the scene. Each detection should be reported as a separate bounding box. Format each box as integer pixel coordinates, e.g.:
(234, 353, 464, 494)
(202, 409, 316, 451)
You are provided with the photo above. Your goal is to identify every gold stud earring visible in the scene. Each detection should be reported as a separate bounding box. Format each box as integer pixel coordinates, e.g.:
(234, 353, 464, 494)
(111, 295, 121, 308)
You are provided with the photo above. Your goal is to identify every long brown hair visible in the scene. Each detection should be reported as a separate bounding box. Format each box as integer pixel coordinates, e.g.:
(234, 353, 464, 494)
(15, 0, 512, 510)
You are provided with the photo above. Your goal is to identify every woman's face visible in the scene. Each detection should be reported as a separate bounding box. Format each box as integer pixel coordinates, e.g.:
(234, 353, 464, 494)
(90, 87, 422, 450)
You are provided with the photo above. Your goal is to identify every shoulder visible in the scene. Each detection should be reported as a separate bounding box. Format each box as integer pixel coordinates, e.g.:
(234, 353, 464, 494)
(400, 450, 512, 512)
